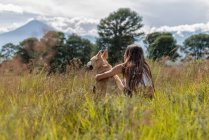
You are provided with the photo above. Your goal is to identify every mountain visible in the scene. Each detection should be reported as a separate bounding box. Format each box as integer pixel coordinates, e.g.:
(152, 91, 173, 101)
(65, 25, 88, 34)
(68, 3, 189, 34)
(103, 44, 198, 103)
(1, 19, 209, 49)
(0, 20, 54, 47)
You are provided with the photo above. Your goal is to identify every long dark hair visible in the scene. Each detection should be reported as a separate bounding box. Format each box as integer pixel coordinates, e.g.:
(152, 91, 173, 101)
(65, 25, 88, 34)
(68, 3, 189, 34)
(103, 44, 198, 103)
(122, 44, 154, 93)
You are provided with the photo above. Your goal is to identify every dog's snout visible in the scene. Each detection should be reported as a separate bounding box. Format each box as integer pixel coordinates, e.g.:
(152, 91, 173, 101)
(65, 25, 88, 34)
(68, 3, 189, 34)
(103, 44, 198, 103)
(89, 65, 93, 70)
(87, 61, 93, 70)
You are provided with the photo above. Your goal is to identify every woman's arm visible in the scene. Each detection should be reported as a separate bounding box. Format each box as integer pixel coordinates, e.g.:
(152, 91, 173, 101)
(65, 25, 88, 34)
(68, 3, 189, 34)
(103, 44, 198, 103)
(96, 64, 123, 81)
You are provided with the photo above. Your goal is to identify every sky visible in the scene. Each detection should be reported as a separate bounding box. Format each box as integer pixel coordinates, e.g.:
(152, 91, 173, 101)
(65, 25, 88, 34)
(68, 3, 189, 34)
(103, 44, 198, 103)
(0, 0, 209, 35)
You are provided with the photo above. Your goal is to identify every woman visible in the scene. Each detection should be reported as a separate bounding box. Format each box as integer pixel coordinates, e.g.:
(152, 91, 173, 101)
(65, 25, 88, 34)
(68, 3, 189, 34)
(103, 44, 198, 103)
(96, 44, 155, 98)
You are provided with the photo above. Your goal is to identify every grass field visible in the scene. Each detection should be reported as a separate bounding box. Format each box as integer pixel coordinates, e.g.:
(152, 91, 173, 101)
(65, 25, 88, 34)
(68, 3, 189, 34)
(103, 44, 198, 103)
(0, 60, 208, 140)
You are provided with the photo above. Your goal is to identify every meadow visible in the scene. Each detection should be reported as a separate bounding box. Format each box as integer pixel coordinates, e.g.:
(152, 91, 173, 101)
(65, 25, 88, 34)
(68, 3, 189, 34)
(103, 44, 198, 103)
(0, 60, 208, 140)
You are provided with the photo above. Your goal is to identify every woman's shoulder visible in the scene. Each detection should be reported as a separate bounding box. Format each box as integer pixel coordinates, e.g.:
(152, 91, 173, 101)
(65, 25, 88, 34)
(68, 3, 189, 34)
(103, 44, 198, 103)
(109, 63, 124, 74)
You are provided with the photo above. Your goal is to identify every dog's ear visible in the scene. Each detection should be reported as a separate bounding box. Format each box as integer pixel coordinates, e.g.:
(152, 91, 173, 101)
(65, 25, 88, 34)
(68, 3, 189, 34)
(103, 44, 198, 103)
(96, 50, 102, 59)
(102, 49, 108, 60)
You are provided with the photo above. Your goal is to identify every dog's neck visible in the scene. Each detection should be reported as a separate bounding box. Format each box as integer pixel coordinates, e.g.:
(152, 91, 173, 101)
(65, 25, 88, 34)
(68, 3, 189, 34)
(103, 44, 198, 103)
(96, 63, 112, 74)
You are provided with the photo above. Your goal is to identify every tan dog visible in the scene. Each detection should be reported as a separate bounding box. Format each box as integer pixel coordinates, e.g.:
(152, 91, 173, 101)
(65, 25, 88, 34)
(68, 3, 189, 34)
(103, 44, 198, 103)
(87, 50, 124, 95)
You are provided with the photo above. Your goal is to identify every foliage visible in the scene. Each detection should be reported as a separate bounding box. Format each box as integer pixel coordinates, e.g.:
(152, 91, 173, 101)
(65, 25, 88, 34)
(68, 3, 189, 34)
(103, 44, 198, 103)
(42, 31, 67, 74)
(65, 34, 94, 64)
(48, 34, 95, 73)
(144, 32, 171, 46)
(183, 33, 209, 59)
(97, 8, 144, 64)
(4, 32, 95, 74)
(0, 60, 208, 139)
(144, 32, 179, 60)
(18, 37, 40, 63)
(0, 43, 18, 61)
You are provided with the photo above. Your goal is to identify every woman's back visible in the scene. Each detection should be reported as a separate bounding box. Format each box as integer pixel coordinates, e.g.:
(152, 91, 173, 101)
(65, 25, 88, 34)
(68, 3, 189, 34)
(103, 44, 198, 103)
(123, 66, 153, 92)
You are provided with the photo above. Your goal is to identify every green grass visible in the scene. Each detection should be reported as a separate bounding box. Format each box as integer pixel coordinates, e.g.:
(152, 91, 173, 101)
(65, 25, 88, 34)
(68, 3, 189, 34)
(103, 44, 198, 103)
(0, 60, 208, 140)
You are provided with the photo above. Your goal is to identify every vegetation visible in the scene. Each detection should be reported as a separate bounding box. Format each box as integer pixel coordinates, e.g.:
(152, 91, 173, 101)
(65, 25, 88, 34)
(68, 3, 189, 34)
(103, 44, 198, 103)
(0, 7, 209, 140)
(0, 32, 96, 74)
(144, 32, 179, 60)
(65, 34, 95, 64)
(1, 9, 209, 68)
(97, 8, 143, 64)
(183, 34, 209, 59)
(0, 43, 17, 61)
(0, 60, 208, 139)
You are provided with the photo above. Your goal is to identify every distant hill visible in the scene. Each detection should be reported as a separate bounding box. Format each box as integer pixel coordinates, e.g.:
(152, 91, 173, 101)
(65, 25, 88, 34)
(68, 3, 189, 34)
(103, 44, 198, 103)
(0, 20, 54, 47)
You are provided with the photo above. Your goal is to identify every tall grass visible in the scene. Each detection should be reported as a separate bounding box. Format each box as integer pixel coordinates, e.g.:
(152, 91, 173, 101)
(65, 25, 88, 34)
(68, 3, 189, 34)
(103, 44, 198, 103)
(0, 60, 208, 140)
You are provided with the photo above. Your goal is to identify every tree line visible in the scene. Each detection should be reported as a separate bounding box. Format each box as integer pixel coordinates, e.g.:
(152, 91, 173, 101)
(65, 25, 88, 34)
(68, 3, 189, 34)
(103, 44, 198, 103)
(0, 8, 209, 73)
(0, 32, 97, 74)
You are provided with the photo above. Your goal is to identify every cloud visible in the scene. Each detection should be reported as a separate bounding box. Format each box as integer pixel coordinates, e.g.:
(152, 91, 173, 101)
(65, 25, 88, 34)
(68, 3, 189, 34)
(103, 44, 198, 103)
(1, 14, 209, 39)
(132, 0, 209, 26)
(1, 0, 209, 38)
(0, 23, 22, 34)
(1, 0, 209, 27)
(38, 16, 99, 36)
(38, 16, 209, 40)
(0, 3, 24, 14)
(0, 18, 36, 34)
(0, 0, 132, 18)
(144, 22, 209, 34)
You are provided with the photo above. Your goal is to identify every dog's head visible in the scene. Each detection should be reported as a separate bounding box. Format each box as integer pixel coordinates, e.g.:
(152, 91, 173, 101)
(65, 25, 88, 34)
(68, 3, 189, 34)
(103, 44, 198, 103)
(87, 50, 108, 70)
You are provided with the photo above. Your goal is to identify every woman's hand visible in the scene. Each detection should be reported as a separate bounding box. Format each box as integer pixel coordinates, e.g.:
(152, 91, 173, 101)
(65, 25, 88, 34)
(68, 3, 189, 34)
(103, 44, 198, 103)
(95, 74, 101, 81)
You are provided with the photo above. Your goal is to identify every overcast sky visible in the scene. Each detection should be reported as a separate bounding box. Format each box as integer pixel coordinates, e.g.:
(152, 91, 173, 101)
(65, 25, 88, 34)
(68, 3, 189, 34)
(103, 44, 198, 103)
(0, 0, 209, 34)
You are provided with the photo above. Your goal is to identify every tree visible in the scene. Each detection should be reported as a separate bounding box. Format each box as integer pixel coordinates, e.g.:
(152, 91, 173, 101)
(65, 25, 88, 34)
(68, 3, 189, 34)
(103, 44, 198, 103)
(18, 38, 39, 63)
(97, 8, 144, 64)
(16, 32, 67, 73)
(144, 32, 179, 60)
(46, 33, 94, 74)
(0, 43, 18, 61)
(41, 31, 67, 73)
(144, 32, 172, 47)
(1, 31, 95, 74)
(66, 34, 94, 64)
(183, 34, 209, 59)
